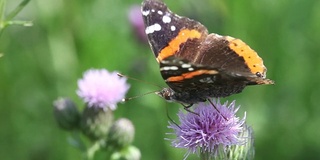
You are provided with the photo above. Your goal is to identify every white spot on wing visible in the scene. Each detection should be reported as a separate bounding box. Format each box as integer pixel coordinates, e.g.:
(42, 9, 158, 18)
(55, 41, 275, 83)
(181, 64, 191, 68)
(188, 68, 194, 71)
(171, 26, 176, 31)
(151, 9, 155, 12)
(145, 23, 162, 34)
(160, 66, 179, 71)
(162, 15, 171, 23)
(142, 10, 150, 16)
(157, 10, 163, 15)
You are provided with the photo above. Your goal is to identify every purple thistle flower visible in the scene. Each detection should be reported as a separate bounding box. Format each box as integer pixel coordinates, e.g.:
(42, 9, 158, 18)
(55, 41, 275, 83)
(168, 99, 246, 159)
(128, 5, 148, 43)
(77, 69, 130, 110)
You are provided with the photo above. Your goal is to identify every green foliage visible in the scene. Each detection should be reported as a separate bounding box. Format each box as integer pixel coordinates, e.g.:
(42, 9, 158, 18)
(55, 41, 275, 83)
(1, 0, 320, 159)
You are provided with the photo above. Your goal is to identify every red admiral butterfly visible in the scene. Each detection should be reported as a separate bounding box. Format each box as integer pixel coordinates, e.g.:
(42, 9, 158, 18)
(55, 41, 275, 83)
(141, 0, 274, 106)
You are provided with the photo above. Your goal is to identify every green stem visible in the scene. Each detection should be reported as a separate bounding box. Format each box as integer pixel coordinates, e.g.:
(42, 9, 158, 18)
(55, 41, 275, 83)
(0, 0, 31, 37)
(84, 141, 101, 160)
(6, 0, 30, 21)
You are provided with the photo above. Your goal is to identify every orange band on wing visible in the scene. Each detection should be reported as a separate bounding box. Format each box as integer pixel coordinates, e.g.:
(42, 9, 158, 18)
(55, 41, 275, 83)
(157, 29, 201, 62)
(166, 70, 218, 82)
(226, 36, 266, 74)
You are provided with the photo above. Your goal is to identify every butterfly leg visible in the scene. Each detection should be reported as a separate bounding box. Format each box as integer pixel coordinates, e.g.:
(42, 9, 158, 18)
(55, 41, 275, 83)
(207, 99, 228, 120)
(183, 103, 193, 108)
(181, 103, 199, 116)
(166, 104, 181, 129)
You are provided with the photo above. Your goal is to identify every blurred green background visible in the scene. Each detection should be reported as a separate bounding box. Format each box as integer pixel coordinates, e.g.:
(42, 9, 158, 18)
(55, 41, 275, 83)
(1, 0, 320, 159)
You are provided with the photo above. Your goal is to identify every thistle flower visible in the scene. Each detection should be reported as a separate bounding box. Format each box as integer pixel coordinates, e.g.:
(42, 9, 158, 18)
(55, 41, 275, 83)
(168, 99, 246, 159)
(77, 69, 130, 110)
(53, 98, 80, 130)
(107, 118, 135, 150)
(80, 106, 114, 141)
(128, 5, 148, 43)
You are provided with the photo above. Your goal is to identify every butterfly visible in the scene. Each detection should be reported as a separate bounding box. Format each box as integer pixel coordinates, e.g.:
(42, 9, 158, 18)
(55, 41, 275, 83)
(141, 0, 274, 107)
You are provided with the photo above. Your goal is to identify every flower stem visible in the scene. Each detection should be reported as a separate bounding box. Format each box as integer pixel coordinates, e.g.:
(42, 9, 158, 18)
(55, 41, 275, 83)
(6, 0, 30, 20)
(84, 141, 101, 160)
(0, 0, 31, 37)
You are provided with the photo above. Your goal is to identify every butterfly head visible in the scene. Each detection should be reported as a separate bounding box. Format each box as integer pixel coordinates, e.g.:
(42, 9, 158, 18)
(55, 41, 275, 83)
(155, 87, 175, 102)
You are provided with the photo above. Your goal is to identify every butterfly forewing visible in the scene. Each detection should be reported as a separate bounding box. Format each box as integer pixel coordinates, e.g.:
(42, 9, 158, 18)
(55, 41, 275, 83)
(142, 0, 208, 62)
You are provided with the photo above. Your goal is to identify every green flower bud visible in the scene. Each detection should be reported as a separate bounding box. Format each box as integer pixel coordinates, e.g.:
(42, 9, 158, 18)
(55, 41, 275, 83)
(111, 145, 141, 160)
(80, 106, 114, 141)
(107, 118, 135, 150)
(53, 98, 80, 130)
(218, 124, 255, 160)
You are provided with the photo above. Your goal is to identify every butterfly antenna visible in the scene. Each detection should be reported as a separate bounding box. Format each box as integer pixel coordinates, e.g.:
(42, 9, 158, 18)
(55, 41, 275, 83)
(121, 90, 159, 102)
(117, 73, 162, 89)
(207, 99, 228, 120)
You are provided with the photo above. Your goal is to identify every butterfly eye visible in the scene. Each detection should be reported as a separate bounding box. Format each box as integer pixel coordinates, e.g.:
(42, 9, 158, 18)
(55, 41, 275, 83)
(256, 72, 262, 77)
